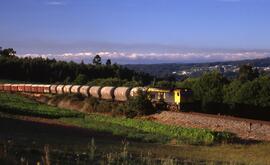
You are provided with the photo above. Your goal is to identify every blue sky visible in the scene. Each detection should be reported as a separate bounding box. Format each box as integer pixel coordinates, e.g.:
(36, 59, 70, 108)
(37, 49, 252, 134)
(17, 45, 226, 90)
(1, 0, 270, 63)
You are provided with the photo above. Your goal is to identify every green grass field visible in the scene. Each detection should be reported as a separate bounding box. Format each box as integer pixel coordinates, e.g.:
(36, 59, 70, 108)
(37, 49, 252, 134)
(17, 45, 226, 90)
(61, 114, 233, 145)
(0, 92, 84, 118)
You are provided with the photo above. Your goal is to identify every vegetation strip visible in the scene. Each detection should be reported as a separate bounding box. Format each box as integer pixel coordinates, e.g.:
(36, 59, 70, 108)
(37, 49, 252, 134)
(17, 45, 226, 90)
(61, 114, 233, 145)
(0, 92, 84, 118)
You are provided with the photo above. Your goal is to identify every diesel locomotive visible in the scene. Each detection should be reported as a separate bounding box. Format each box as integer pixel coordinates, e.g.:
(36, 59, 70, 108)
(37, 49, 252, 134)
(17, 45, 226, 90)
(0, 83, 193, 111)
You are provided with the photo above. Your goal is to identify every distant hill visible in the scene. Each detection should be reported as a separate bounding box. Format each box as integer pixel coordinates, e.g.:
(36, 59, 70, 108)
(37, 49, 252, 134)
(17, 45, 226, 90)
(125, 57, 270, 78)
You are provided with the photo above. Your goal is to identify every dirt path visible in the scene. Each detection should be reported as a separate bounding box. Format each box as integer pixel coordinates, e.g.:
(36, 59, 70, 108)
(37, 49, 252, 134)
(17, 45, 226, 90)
(148, 111, 270, 141)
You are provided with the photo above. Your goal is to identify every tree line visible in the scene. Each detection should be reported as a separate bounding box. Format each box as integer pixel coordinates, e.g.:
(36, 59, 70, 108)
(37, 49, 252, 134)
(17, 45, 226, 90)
(0, 47, 153, 85)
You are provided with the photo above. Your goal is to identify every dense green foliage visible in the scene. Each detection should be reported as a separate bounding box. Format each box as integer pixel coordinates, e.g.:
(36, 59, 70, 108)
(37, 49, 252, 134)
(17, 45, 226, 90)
(61, 114, 233, 145)
(0, 92, 84, 118)
(175, 65, 270, 114)
(117, 91, 155, 118)
(0, 47, 152, 85)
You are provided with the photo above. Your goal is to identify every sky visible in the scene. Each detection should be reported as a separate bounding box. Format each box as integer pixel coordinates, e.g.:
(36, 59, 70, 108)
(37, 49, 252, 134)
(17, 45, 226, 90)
(1, 0, 270, 64)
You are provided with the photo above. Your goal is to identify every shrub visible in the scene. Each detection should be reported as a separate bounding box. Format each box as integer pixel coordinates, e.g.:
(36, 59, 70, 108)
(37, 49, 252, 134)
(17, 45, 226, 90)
(121, 91, 155, 118)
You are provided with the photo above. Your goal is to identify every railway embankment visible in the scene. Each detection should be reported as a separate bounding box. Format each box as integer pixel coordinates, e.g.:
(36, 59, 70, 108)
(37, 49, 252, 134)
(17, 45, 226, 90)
(29, 93, 270, 142)
(149, 111, 270, 141)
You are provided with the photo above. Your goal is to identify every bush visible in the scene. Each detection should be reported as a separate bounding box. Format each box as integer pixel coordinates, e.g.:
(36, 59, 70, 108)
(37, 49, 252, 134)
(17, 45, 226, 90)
(121, 92, 155, 118)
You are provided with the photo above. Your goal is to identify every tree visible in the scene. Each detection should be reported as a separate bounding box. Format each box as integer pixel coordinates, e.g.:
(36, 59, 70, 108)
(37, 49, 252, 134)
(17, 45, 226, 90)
(106, 59, 111, 66)
(73, 74, 88, 85)
(92, 55, 101, 65)
(0, 48, 16, 57)
(238, 64, 259, 82)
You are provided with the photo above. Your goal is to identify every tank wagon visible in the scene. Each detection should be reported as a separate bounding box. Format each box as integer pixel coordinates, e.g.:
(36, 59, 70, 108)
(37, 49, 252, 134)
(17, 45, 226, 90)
(63, 85, 73, 94)
(0, 83, 193, 111)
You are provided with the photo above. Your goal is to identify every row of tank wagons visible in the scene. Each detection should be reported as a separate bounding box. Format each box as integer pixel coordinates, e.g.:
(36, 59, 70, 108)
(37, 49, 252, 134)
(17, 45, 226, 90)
(0, 84, 146, 101)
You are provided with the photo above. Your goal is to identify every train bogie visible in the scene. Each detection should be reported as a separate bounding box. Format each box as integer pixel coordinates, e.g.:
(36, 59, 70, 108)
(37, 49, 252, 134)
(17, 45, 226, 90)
(56, 85, 65, 94)
(89, 86, 102, 98)
(101, 86, 115, 100)
(114, 87, 131, 101)
(63, 85, 73, 94)
(71, 85, 81, 94)
(79, 86, 91, 96)
(50, 85, 58, 94)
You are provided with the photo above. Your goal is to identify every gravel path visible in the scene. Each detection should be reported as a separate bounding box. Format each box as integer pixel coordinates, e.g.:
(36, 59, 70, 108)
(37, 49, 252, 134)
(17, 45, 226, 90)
(149, 111, 270, 141)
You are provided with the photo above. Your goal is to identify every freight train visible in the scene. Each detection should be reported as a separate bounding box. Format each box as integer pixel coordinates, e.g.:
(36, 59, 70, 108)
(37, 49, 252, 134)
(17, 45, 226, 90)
(0, 83, 193, 111)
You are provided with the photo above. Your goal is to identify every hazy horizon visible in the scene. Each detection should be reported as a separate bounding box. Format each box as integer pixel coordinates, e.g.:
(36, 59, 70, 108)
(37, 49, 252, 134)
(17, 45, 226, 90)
(1, 0, 270, 64)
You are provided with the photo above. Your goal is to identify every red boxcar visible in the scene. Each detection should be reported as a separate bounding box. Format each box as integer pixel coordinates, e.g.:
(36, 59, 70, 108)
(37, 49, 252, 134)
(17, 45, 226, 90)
(4, 84, 11, 91)
(0, 84, 4, 91)
(31, 85, 39, 93)
(11, 84, 18, 92)
(24, 84, 32, 92)
(18, 84, 25, 92)
(43, 85, 51, 93)
(37, 85, 45, 93)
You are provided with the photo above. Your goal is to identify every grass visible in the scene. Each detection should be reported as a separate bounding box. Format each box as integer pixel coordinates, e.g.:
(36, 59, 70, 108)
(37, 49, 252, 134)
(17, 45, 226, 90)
(61, 114, 233, 145)
(0, 92, 84, 118)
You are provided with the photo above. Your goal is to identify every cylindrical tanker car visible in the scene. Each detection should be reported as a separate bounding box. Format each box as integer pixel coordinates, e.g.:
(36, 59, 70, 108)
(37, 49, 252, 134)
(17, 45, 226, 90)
(0, 83, 193, 111)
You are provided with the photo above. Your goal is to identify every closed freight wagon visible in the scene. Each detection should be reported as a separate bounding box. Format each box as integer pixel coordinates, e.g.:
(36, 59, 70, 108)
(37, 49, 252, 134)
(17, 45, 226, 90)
(114, 87, 131, 101)
(0, 84, 3, 91)
(79, 86, 91, 96)
(31, 85, 39, 93)
(3, 84, 12, 91)
(24, 84, 32, 92)
(43, 85, 51, 93)
(89, 86, 102, 98)
(101, 86, 115, 100)
(18, 84, 25, 92)
(37, 85, 45, 93)
(11, 84, 18, 92)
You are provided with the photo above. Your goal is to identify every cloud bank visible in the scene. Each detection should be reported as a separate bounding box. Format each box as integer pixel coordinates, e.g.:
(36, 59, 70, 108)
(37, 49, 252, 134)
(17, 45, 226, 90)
(18, 51, 270, 64)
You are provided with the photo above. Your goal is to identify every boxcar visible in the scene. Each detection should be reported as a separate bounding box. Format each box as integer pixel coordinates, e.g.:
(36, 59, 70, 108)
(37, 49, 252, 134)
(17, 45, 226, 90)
(101, 86, 115, 100)
(89, 86, 102, 98)
(3, 84, 11, 91)
(24, 84, 32, 92)
(43, 85, 51, 93)
(11, 84, 19, 92)
(18, 84, 25, 92)
(37, 85, 45, 93)
(0, 84, 4, 91)
(114, 87, 131, 101)
(31, 85, 39, 93)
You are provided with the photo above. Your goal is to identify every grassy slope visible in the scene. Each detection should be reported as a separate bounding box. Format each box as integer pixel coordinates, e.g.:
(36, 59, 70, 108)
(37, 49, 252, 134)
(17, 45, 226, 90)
(1, 92, 270, 164)
(61, 115, 232, 145)
(0, 92, 84, 118)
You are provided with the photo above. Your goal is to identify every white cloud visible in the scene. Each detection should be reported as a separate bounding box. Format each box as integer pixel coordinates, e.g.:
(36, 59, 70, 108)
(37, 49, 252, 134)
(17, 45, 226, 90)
(46, 1, 65, 5)
(17, 51, 270, 64)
